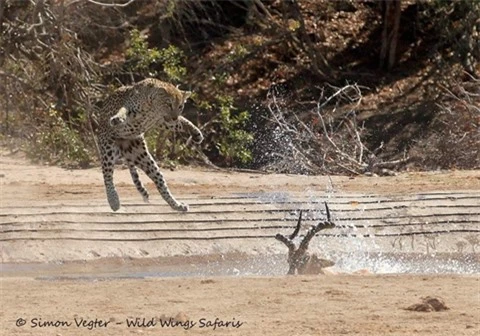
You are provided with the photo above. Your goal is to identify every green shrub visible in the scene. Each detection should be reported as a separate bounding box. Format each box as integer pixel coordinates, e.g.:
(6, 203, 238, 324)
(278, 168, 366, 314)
(158, 45, 187, 82)
(126, 29, 186, 81)
(215, 95, 253, 166)
(126, 29, 161, 75)
(26, 107, 91, 167)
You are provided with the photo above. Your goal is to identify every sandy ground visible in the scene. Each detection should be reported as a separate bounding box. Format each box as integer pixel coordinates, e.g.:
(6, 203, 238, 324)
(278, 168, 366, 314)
(1, 151, 479, 335)
(2, 275, 479, 336)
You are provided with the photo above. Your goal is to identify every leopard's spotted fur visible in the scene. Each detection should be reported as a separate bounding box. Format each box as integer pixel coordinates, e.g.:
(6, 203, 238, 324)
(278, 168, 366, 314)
(95, 78, 203, 212)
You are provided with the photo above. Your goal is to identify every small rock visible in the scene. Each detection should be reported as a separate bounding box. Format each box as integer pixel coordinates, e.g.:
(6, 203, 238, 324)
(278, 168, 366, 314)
(423, 296, 449, 311)
(405, 296, 449, 312)
(200, 279, 215, 284)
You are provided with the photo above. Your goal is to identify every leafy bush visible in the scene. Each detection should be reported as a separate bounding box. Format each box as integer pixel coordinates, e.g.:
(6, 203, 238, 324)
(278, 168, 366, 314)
(213, 95, 253, 166)
(126, 29, 186, 81)
(126, 29, 161, 75)
(25, 107, 91, 167)
(158, 45, 187, 82)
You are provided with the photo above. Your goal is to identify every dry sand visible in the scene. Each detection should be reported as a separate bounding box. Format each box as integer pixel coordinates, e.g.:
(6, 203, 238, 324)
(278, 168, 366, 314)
(1, 151, 479, 335)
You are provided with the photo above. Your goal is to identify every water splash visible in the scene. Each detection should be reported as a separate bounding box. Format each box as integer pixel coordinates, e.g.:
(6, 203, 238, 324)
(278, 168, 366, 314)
(258, 190, 480, 275)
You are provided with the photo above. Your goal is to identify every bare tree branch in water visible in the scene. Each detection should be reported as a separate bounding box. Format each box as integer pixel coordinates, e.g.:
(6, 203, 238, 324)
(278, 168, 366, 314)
(275, 204, 335, 275)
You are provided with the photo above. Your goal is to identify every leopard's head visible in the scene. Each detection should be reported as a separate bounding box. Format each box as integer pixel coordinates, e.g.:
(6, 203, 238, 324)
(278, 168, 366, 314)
(145, 82, 191, 123)
(166, 87, 191, 122)
(109, 80, 192, 130)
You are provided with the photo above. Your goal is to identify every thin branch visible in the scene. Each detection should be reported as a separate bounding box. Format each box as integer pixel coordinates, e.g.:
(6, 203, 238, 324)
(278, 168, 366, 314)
(325, 202, 331, 221)
(84, 0, 135, 7)
(275, 205, 336, 275)
(275, 233, 296, 251)
(297, 220, 335, 253)
(289, 210, 302, 240)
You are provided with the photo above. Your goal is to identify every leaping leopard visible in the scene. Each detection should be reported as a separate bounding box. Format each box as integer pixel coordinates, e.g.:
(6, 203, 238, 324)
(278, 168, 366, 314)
(94, 78, 203, 212)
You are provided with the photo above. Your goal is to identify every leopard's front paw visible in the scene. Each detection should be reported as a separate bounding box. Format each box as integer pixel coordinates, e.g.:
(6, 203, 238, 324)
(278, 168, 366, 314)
(109, 115, 125, 127)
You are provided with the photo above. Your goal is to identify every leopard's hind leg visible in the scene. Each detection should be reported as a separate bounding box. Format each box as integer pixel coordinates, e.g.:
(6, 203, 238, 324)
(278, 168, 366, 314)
(128, 162, 150, 203)
(119, 137, 188, 212)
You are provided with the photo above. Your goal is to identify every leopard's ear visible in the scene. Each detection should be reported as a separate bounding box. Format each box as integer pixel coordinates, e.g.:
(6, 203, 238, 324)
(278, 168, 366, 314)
(181, 90, 192, 101)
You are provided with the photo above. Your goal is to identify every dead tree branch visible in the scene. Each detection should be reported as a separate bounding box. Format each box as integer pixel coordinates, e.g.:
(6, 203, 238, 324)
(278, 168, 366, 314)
(66, 0, 134, 7)
(275, 203, 335, 275)
(264, 83, 409, 175)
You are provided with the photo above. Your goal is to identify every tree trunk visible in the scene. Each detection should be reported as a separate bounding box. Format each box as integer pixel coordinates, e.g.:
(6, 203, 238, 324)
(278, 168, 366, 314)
(285, 0, 332, 79)
(379, 0, 402, 70)
(0, 0, 5, 35)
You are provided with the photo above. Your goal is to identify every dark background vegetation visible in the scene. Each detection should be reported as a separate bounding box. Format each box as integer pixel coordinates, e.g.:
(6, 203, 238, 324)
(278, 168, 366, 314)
(0, 0, 478, 174)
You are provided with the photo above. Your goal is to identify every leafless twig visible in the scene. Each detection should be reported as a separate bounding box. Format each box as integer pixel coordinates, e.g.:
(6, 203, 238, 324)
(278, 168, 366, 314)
(275, 203, 335, 275)
(67, 0, 134, 7)
(264, 83, 409, 175)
